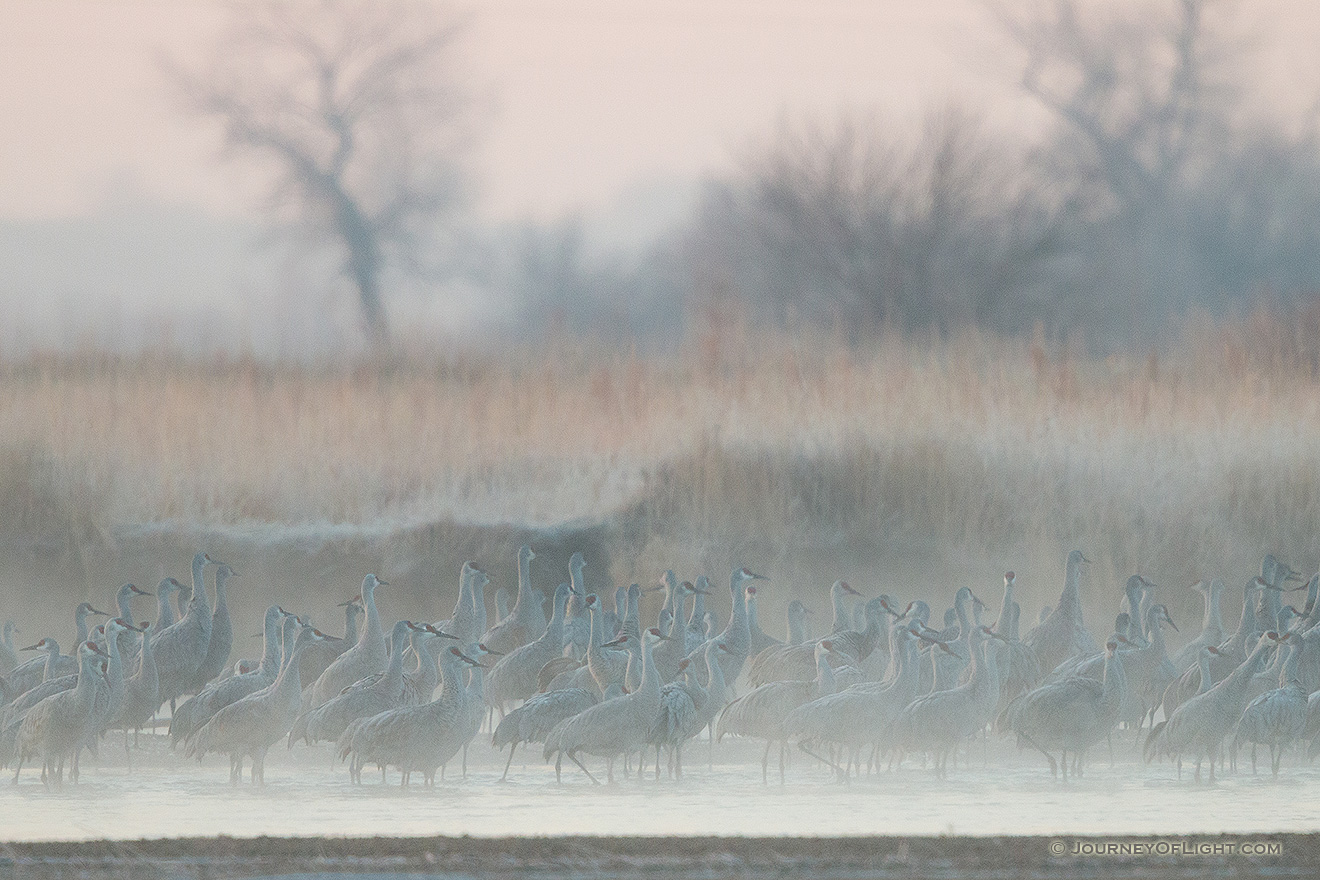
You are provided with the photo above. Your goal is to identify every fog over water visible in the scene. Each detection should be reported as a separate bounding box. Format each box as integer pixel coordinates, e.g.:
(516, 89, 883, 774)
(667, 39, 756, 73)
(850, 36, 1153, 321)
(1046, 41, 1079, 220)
(5, 738, 1319, 841)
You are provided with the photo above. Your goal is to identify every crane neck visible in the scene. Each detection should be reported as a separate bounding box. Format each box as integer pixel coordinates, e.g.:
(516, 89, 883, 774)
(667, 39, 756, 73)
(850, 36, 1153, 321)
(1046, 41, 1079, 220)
(1102, 648, 1127, 701)
(1059, 558, 1084, 617)
(1226, 637, 1273, 692)
(385, 623, 411, 682)
(258, 611, 282, 673)
(704, 645, 726, 696)
(787, 612, 803, 645)
(73, 649, 101, 710)
(1203, 582, 1224, 632)
(638, 636, 660, 699)
(42, 642, 61, 682)
(688, 587, 706, 629)
(1281, 640, 1301, 686)
(830, 587, 850, 634)
(155, 590, 176, 630)
(470, 575, 487, 640)
(1231, 585, 1258, 652)
(361, 582, 382, 651)
(995, 583, 1013, 635)
(815, 648, 837, 696)
(1195, 651, 1215, 695)
(436, 652, 466, 706)
(213, 572, 229, 614)
(671, 591, 688, 637)
(510, 553, 533, 617)
(278, 619, 298, 669)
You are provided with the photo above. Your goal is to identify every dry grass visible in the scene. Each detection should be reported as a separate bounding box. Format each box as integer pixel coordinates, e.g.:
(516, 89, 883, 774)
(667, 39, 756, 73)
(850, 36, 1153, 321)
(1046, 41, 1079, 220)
(5, 307, 1320, 622)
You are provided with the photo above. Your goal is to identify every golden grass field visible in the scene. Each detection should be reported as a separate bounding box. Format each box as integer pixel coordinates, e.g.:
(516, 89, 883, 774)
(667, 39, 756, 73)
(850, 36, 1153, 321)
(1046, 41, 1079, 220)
(4, 307, 1320, 633)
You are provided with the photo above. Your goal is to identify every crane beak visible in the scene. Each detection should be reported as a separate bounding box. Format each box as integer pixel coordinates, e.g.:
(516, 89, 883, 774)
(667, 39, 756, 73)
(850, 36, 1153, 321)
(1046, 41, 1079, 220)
(602, 636, 627, 648)
(1163, 611, 1178, 632)
(20, 642, 43, 651)
(427, 626, 460, 640)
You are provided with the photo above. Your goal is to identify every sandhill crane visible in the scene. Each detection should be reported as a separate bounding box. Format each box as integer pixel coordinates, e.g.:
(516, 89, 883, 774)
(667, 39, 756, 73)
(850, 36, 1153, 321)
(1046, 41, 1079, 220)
(11, 641, 109, 787)
(1145, 630, 1279, 782)
(110, 583, 153, 661)
(185, 622, 329, 784)
(487, 582, 572, 713)
(338, 645, 483, 786)
(717, 640, 837, 784)
(746, 595, 895, 689)
(188, 563, 236, 695)
(783, 624, 927, 779)
(307, 575, 388, 710)
(1233, 632, 1306, 776)
(171, 607, 289, 748)
(492, 685, 599, 782)
(1023, 550, 1096, 675)
(296, 597, 360, 685)
(5, 603, 108, 696)
(1170, 580, 1226, 671)
(894, 626, 1004, 776)
(650, 641, 731, 780)
(482, 546, 546, 655)
(685, 568, 764, 695)
(1163, 577, 1284, 718)
(153, 554, 216, 711)
(1059, 603, 1177, 731)
(115, 620, 159, 759)
(583, 595, 630, 694)
(542, 628, 667, 784)
(655, 581, 710, 682)
(1006, 637, 1129, 778)
(290, 620, 422, 747)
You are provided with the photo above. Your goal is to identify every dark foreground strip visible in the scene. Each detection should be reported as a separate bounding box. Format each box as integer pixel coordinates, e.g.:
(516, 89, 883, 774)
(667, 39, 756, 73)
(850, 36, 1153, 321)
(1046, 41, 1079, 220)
(0, 835, 1312, 880)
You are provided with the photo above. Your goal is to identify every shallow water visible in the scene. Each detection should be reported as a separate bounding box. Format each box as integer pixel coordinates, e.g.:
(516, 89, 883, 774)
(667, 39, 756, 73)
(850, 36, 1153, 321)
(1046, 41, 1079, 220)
(3, 733, 1319, 841)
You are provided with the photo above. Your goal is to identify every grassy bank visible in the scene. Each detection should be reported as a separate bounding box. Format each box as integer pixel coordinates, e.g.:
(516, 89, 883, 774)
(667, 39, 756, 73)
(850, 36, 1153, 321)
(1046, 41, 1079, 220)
(4, 311, 1320, 632)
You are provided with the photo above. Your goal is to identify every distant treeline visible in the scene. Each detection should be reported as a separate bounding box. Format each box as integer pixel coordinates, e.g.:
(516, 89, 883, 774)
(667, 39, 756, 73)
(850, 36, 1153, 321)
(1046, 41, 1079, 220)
(472, 0, 1320, 350)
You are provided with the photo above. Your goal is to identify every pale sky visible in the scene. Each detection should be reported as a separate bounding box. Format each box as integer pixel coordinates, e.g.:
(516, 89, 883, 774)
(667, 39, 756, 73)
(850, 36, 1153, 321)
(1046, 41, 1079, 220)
(2, 1, 1318, 222)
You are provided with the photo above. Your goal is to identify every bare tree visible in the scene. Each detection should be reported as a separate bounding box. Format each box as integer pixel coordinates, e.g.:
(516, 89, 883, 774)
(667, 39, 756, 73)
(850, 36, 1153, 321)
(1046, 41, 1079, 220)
(166, 0, 475, 345)
(685, 108, 1064, 339)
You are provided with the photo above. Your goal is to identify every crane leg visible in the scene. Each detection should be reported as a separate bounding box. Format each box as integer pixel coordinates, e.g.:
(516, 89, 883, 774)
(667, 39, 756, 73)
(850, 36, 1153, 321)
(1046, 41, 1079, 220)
(570, 751, 600, 785)
(500, 743, 517, 782)
(779, 742, 786, 785)
(761, 742, 771, 784)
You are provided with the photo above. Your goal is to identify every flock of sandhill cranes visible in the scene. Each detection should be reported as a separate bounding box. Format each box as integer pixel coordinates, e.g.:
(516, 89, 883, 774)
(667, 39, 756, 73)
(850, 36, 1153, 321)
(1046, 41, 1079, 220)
(2, 546, 1318, 788)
